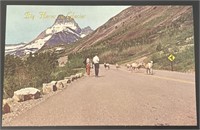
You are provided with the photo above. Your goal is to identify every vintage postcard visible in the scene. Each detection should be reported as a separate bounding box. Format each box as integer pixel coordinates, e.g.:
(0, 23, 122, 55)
(1, 2, 198, 128)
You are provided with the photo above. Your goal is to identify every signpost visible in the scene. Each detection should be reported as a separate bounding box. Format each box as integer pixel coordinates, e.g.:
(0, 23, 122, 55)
(168, 54, 175, 71)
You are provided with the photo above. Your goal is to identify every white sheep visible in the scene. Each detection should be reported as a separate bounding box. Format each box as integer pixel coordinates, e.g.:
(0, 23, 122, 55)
(143, 61, 153, 75)
(116, 63, 120, 69)
(125, 63, 131, 71)
(131, 62, 143, 72)
(131, 63, 138, 71)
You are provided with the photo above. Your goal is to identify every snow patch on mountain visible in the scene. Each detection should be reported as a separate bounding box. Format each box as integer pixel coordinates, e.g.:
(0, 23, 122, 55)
(25, 35, 52, 51)
(5, 44, 25, 51)
(80, 34, 86, 38)
(5, 43, 27, 54)
(46, 22, 78, 35)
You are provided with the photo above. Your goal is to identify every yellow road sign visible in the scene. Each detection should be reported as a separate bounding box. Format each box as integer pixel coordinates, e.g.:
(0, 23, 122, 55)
(168, 54, 175, 62)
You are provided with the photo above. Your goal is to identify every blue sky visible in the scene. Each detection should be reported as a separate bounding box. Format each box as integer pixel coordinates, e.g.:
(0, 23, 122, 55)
(6, 5, 130, 44)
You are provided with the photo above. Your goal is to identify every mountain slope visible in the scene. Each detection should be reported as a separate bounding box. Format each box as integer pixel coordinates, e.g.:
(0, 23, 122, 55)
(68, 6, 194, 72)
(72, 6, 193, 52)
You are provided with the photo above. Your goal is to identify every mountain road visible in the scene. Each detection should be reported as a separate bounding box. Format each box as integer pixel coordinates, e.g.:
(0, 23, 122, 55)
(3, 65, 197, 126)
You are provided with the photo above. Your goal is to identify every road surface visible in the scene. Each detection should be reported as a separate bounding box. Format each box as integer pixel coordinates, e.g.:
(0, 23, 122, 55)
(3, 65, 197, 126)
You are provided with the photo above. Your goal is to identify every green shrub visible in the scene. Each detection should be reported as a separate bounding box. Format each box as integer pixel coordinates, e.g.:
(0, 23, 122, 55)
(3, 52, 58, 98)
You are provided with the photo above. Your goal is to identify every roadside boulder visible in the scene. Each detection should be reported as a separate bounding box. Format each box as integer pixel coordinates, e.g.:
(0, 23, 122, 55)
(64, 77, 72, 83)
(76, 73, 83, 78)
(79, 73, 83, 77)
(42, 83, 57, 94)
(2, 103, 10, 114)
(64, 73, 83, 83)
(50, 81, 58, 91)
(75, 73, 80, 78)
(59, 80, 68, 88)
(50, 81, 57, 85)
(12, 87, 41, 102)
(3, 98, 14, 105)
(70, 75, 77, 81)
(65, 79, 71, 84)
(56, 81, 64, 90)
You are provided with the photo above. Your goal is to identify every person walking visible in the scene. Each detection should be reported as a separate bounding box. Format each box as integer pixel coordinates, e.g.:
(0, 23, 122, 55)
(86, 57, 91, 76)
(93, 54, 100, 77)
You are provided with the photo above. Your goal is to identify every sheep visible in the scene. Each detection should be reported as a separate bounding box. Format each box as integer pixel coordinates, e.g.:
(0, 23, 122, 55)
(116, 63, 120, 69)
(131, 63, 138, 71)
(104, 63, 110, 69)
(125, 63, 131, 71)
(131, 62, 143, 72)
(143, 61, 153, 75)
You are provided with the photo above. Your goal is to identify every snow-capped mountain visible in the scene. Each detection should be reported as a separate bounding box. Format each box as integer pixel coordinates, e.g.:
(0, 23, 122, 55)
(5, 15, 93, 56)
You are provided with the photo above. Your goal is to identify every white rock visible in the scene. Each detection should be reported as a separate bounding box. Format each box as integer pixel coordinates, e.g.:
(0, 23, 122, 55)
(42, 83, 57, 94)
(75, 73, 83, 78)
(64, 78, 71, 84)
(50, 81, 57, 85)
(81, 72, 83, 76)
(64, 77, 72, 82)
(13, 87, 41, 102)
(56, 81, 64, 90)
(61, 80, 69, 87)
(75, 73, 80, 78)
(78, 73, 83, 77)
(3, 98, 14, 105)
(70, 75, 77, 81)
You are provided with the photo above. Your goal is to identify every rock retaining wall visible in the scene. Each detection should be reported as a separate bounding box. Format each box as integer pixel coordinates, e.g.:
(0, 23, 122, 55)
(2, 72, 84, 115)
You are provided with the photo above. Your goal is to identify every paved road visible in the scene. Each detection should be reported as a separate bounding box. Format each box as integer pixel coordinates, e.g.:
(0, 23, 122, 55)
(4, 65, 197, 126)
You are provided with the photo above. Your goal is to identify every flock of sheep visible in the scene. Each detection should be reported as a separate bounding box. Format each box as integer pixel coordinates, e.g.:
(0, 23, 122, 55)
(104, 61, 154, 75)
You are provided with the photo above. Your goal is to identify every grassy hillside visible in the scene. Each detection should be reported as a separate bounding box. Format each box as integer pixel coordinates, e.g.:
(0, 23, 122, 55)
(64, 6, 195, 72)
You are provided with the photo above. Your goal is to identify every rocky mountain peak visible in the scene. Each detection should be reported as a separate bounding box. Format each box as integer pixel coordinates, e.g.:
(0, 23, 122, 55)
(54, 14, 76, 25)
(82, 26, 92, 31)
(81, 26, 93, 36)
